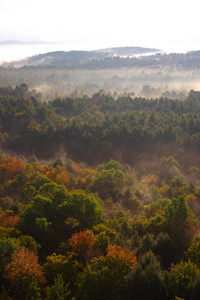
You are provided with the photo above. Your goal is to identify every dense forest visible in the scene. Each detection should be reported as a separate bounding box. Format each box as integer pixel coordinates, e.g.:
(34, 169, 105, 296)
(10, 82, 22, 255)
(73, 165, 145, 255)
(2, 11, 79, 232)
(0, 84, 200, 167)
(0, 84, 200, 299)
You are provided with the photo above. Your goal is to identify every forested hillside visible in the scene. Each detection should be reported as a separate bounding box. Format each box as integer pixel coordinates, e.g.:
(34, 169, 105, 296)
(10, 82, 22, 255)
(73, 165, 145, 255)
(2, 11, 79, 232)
(0, 85, 200, 298)
(2, 46, 161, 68)
(0, 84, 200, 167)
(2, 49, 200, 100)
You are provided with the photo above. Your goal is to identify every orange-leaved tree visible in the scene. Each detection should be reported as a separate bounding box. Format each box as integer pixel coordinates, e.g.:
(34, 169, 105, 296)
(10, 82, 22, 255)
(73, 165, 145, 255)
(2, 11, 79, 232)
(0, 157, 25, 181)
(106, 244, 137, 271)
(70, 231, 102, 263)
(45, 166, 70, 188)
(4, 248, 46, 298)
(0, 210, 20, 228)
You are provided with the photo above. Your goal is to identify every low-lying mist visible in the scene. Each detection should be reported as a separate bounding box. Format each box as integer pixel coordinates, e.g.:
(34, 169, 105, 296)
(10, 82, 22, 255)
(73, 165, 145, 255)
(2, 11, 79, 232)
(1, 66, 200, 101)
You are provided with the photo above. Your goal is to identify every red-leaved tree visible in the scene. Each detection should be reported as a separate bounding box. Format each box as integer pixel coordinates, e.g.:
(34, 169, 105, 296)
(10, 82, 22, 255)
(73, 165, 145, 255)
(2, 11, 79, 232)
(0, 210, 20, 228)
(70, 231, 102, 263)
(4, 248, 46, 298)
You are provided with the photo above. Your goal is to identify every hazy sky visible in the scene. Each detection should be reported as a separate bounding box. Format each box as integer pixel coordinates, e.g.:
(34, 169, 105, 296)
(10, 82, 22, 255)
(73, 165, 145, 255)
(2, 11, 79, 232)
(1, 0, 200, 52)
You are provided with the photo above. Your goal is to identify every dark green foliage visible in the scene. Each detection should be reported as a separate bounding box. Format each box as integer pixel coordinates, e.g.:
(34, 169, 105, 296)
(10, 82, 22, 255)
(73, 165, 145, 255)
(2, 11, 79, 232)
(121, 196, 144, 215)
(0, 197, 14, 211)
(185, 241, 200, 267)
(19, 185, 37, 205)
(165, 196, 196, 253)
(77, 256, 114, 300)
(61, 192, 105, 229)
(0, 238, 20, 273)
(53, 159, 63, 168)
(31, 175, 51, 190)
(1, 85, 200, 165)
(45, 275, 71, 300)
(43, 253, 79, 289)
(125, 252, 168, 300)
(21, 185, 105, 253)
(17, 235, 41, 252)
(168, 260, 200, 299)
(77, 252, 134, 300)
(91, 168, 125, 201)
(136, 234, 155, 256)
(153, 232, 178, 268)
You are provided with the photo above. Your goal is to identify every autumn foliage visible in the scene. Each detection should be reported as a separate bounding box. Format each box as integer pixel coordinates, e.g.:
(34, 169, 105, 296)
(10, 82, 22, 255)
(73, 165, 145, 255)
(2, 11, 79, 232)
(0, 210, 20, 228)
(70, 231, 102, 262)
(45, 167, 70, 187)
(106, 244, 137, 270)
(3, 248, 46, 285)
(0, 157, 25, 179)
(141, 174, 158, 185)
(70, 231, 96, 251)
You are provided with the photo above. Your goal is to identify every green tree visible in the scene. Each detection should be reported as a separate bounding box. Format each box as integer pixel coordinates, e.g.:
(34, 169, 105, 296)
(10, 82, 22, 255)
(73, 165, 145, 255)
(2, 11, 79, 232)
(165, 196, 196, 253)
(60, 192, 105, 230)
(0, 238, 20, 274)
(169, 260, 200, 299)
(153, 232, 178, 268)
(78, 244, 136, 300)
(22, 189, 105, 253)
(91, 168, 125, 201)
(158, 156, 180, 184)
(185, 241, 200, 267)
(45, 275, 71, 300)
(43, 253, 79, 288)
(125, 252, 167, 300)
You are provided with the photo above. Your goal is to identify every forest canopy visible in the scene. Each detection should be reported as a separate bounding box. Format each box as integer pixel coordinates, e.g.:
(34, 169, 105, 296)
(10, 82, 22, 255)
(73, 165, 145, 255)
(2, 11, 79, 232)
(0, 84, 200, 167)
(1, 84, 200, 299)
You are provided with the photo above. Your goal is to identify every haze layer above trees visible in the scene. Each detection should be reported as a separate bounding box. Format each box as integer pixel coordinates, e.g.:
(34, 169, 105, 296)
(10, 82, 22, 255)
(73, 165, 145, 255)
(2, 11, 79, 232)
(1, 46, 200, 100)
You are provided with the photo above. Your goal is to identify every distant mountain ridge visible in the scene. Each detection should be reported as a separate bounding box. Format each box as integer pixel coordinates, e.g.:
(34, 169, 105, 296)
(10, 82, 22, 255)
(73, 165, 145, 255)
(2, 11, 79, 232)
(0, 40, 54, 45)
(3, 46, 200, 71)
(3, 46, 162, 68)
(97, 46, 161, 55)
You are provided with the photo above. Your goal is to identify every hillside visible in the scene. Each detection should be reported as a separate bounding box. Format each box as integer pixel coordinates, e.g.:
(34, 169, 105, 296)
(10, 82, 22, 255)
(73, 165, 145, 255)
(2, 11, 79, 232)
(4, 46, 161, 68)
(1, 85, 200, 299)
(2, 47, 200, 101)
(95, 46, 161, 55)
(4, 47, 200, 71)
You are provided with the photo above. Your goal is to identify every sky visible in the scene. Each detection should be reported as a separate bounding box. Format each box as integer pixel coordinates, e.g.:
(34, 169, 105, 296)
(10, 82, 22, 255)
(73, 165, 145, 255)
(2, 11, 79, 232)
(1, 0, 200, 52)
